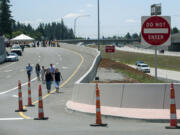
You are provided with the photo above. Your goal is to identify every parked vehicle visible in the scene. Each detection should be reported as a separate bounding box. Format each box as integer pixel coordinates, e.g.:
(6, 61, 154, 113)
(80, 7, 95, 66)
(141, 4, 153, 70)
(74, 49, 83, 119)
(159, 49, 164, 54)
(136, 63, 150, 73)
(136, 61, 144, 66)
(24, 44, 31, 48)
(6, 53, 19, 62)
(11, 44, 22, 56)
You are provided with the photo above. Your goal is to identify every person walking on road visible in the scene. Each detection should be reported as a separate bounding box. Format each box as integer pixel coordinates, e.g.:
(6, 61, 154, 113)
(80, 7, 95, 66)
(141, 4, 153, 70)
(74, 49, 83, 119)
(50, 64, 55, 80)
(41, 66, 46, 83)
(35, 63, 41, 81)
(26, 64, 33, 81)
(45, 68, 53, 93)
(54, 68, 63, 93)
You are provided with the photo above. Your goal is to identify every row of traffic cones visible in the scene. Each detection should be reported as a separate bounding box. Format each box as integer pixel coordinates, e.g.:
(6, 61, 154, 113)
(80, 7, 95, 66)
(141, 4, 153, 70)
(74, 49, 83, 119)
(15, 80, 48, 120)
(15, 80, 179, 127)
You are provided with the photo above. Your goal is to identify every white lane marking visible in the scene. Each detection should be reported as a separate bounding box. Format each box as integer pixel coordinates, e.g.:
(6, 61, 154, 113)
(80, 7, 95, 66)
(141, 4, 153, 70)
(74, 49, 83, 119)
(62, 66, 69, 69)
(0, 77, 37, 95)
(4, 70, 13, 73)
(20, 69, 24, 72)
(6, 75, 11, 79)
(0, 118, 24, 121)
(0, 63, 16, 70)
(58, 55, 62, 61)
(38, 59, 41, 62)
(56, 62, 59, 65)
(39, 56, 41, 58)
(12, 95, 18, 98)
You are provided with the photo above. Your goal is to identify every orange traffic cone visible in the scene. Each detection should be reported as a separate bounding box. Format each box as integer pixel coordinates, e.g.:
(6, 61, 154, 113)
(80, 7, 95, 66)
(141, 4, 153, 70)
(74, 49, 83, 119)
(166, 83, 180, 129)
(15, 80, 27, 112)
(34, 84, 48, 120)
(26, 81, 35, 107)
(90, 83, 107, 127)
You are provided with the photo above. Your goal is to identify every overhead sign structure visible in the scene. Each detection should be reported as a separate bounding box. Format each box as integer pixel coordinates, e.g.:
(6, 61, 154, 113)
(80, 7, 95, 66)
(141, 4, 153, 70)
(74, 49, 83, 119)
(105, 45, 115, 53)
(141, 16, 171, 46)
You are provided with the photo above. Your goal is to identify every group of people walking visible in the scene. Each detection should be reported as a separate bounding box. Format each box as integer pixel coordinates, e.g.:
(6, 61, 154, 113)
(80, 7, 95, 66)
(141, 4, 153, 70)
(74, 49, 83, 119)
(26, 63, 63, 93)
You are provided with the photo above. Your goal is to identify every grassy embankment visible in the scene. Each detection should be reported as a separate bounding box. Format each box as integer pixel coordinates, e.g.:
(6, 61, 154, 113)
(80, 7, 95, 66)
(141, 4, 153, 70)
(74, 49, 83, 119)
(90, 45, 180, 83)
(101, 46, 180, 72)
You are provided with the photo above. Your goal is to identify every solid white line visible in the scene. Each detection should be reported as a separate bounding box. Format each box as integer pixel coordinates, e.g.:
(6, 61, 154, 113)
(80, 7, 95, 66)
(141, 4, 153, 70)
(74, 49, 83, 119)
(0, 118, 24, 120)
(0, 77, 37, 95)
(0, 63, 16, 70)
(144, 28, 169, 34)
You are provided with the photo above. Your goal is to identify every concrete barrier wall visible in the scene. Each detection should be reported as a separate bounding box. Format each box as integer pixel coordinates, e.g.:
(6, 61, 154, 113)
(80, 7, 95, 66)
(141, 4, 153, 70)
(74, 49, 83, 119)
(0, 37, 6, 63)
(76, 51, 101, 83)
(71, 83, 180, 109)
(61, 43, 101, 83)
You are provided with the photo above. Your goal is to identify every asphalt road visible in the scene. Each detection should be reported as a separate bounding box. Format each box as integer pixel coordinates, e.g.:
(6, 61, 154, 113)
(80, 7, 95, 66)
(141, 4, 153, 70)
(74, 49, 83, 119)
(0, 45, 179, 135)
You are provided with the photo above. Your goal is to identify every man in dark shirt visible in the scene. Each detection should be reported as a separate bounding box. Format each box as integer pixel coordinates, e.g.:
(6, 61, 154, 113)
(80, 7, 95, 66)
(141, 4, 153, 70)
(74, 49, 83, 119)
(54, 68, 63, 93)
(26, 64, 33, 81)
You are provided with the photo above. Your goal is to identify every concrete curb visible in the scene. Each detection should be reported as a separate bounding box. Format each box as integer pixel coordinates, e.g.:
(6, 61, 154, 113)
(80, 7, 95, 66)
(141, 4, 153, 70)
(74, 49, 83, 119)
(66, 100, 180, 123)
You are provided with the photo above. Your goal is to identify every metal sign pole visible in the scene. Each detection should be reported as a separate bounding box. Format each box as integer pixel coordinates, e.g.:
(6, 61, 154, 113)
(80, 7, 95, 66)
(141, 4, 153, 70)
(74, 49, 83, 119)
(155, 46, 158, 82)
(97, 0, 100, 51)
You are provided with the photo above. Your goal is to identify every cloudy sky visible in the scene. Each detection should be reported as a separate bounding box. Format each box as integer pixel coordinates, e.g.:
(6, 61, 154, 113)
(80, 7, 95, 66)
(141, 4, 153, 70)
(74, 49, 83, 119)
(11, 0, 180, 38)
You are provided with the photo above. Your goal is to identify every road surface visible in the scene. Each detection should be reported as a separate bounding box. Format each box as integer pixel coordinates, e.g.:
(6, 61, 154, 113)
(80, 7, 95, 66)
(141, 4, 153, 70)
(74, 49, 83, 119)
(0, 45, 179, 135)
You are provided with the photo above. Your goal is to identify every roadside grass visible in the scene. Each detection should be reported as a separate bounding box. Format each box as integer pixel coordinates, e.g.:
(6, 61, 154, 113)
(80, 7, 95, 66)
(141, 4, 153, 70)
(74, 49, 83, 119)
(99, 58, 164, 83)
(98, 46, 180, 71)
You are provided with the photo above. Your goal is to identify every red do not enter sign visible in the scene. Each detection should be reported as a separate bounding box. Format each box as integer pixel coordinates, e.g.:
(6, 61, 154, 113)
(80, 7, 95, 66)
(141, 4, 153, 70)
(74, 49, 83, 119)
(105, 45, 115, 53)
(141, 16, 171, 46)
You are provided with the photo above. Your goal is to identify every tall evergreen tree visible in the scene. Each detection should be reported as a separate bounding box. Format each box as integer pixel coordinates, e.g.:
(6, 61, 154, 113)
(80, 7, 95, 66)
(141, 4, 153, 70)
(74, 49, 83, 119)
(124, 32, 131, 39)
(0, 0, 12, 36)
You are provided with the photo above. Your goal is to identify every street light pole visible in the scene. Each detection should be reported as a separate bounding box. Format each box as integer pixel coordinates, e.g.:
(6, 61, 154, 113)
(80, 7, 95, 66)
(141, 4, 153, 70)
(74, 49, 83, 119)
(74, 15, 90, 38)
(97, 0, 100, 51)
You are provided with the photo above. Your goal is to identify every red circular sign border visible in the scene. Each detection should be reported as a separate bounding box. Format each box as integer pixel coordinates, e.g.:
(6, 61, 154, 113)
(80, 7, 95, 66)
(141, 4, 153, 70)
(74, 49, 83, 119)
(141, 16, 170, 46)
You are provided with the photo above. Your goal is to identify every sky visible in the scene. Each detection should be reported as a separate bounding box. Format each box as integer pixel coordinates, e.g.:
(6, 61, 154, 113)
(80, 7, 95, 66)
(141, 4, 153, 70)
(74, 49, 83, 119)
(10, 0, 180, 38)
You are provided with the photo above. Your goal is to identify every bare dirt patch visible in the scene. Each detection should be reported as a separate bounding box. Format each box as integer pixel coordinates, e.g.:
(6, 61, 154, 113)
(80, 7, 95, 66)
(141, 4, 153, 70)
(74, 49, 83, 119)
(92, 58, 160, 83)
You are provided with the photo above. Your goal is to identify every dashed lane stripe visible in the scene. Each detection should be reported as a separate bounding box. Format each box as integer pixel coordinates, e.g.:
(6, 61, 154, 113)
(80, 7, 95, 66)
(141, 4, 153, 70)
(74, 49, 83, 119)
(0, 77, 37, 95)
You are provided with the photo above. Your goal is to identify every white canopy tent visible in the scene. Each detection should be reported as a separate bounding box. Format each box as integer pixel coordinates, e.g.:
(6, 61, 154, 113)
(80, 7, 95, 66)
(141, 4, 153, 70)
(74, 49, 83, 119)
(11, 34, 34, 41)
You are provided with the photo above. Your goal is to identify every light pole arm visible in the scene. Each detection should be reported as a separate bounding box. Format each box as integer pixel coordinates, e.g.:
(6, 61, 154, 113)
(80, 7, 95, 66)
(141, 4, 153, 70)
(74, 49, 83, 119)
(74, 15, 90, 38)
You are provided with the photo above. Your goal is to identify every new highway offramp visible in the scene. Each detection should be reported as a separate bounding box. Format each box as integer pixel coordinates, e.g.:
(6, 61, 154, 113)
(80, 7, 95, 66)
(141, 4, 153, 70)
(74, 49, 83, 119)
(0, 44, 179, 135)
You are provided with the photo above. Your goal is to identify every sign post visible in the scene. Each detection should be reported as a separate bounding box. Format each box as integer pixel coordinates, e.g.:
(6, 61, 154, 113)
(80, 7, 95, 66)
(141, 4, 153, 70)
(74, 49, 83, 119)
(141, 16, 171, 82)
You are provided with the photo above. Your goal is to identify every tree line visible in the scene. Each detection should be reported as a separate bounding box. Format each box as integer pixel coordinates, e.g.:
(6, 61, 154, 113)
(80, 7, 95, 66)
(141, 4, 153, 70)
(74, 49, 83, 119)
(0, 0, 75, 40)
(12, 21, 75, 40)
